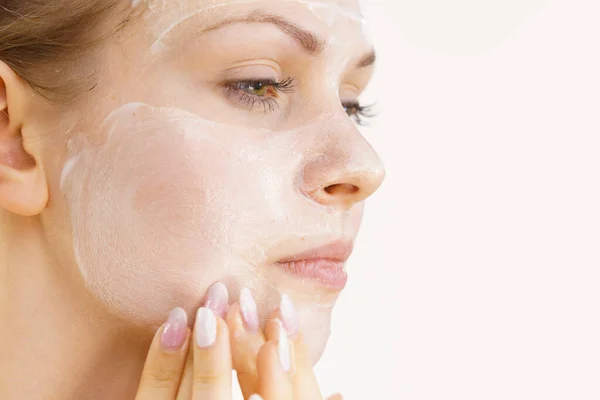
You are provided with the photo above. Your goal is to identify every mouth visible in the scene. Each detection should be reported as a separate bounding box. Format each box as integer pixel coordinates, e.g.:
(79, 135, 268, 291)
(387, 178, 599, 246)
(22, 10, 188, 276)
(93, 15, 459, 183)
(275, 241, 353, 291)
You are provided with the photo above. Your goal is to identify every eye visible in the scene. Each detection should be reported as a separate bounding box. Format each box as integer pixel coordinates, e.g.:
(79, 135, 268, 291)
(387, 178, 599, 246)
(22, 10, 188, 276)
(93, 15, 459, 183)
(235, 81, 279, 97)
(223, 77, 295, 113)
(343, 101, 376, 126)
(222, 78, 376, 125)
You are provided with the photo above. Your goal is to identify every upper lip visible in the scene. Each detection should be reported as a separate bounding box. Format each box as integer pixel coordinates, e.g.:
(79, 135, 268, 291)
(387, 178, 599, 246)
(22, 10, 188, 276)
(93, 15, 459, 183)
(277, 241, 354, 263)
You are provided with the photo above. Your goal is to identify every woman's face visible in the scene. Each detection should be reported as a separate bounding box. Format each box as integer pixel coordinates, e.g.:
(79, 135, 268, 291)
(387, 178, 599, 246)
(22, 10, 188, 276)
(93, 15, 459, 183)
(42, 0, 384, 362)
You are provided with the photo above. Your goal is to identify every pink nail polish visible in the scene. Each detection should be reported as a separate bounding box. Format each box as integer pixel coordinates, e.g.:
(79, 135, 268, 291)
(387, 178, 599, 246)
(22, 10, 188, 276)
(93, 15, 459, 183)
(280, 294, 300, 335)
(204, 282, 229, 318)
(240, 288, 260, 332)
(161, 307, 188, 350)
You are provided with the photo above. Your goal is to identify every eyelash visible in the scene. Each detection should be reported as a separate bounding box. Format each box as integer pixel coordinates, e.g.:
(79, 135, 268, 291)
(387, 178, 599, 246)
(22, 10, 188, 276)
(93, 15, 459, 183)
(222, 77, 375, 124)
(343, 102, 376, 126)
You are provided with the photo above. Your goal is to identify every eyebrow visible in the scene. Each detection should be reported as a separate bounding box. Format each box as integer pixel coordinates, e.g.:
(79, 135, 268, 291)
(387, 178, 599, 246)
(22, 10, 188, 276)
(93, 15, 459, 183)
(203, 11, 376, 68)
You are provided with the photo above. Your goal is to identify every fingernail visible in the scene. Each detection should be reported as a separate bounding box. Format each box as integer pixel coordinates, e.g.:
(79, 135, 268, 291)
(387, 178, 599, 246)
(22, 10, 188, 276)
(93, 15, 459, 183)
(204, 282, 229, 318)
(195, 307, 217, 348)
(161, 307, 188, 350)
(276, 319, 291, 372)
(248, 395, 264, 400)
(240, 288, 260, 332)
(280, 294, 300, 335)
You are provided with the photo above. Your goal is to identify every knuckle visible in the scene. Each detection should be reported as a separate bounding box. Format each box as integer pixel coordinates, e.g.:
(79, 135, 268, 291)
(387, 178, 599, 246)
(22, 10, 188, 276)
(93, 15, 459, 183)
(144, 365, 180, 388)
(193, 366, 228, 389)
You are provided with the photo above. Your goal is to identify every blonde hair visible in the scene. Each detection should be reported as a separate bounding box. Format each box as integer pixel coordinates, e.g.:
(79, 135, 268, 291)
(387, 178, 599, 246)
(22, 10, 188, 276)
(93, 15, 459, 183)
(0, 0, 132, 103)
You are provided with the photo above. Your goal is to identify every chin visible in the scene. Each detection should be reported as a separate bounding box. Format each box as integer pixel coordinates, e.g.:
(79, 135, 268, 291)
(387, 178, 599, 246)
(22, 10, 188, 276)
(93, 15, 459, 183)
(306, 328, 331, 365)
(296, 305, 334, 365)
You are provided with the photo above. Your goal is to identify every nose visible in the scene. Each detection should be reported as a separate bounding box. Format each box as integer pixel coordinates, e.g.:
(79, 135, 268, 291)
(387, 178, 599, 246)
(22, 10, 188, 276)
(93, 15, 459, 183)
(300, 120, 386, 210)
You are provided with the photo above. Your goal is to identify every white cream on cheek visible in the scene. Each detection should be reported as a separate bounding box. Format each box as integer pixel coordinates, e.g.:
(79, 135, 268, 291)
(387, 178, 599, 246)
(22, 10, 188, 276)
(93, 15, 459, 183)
(59, 155, 80, 190)
(60, 103, 361, 331)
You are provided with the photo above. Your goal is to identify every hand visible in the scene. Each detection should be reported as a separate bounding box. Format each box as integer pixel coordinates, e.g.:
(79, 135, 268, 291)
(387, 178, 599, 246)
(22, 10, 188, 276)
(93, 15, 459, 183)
(228, 288, 343, 400)
(134, 283, 342, 400)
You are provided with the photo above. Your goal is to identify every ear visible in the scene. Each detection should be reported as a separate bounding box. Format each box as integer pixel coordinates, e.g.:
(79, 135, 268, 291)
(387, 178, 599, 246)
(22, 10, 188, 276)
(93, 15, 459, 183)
(0, 62, 48, 216)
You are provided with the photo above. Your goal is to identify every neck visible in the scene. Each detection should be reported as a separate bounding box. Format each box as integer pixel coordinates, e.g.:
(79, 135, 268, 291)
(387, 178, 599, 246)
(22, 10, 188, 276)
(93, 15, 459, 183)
(0, 213, 152, 400)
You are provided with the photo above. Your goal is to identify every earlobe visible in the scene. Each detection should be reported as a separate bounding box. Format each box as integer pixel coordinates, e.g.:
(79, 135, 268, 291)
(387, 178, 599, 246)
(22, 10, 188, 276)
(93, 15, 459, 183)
(0, 64, 49, 216)
(0, 163, 48, 216)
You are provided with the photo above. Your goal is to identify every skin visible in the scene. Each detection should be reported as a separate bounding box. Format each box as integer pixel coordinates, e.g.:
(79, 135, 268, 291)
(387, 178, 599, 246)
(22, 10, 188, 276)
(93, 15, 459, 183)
(0, 0, 384, 399)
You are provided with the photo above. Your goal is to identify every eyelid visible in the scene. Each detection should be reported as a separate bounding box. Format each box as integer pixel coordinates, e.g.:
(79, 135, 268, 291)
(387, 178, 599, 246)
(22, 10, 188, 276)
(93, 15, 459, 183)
(224, 58, 281, 70)
(222, 60, 282, 80)
(339, 83, 363, 100)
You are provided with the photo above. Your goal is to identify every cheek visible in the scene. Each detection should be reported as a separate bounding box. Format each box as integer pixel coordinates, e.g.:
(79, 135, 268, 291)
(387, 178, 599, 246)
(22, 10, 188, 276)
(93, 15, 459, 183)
(131, 135, 223, 238)
(59, 103, 361, 353)
(61, 106, 271, 325)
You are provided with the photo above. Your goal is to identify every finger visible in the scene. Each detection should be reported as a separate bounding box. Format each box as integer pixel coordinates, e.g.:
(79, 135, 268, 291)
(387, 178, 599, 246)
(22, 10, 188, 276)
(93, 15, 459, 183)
(175, 342, 193, 400)
(327, 394, 344, 400)
(192, 307, 232, 400)
(290, 332, 321, 399)
(257, 319, 295, 400)
(271, 295, 322, 399)
(135, 308, 190, 400)
(177, 282, 230, 399)
(227, 288, 266, 398)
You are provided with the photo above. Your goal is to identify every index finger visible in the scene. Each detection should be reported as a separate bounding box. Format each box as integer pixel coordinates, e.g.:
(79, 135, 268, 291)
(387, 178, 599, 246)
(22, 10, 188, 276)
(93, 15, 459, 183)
(192, 307, 232, 400)
(136, 308, 190, 400)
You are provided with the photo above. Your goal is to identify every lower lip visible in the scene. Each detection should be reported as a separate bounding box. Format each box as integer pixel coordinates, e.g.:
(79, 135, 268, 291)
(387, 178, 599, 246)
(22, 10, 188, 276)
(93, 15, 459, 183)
(276, 259, 348, 291)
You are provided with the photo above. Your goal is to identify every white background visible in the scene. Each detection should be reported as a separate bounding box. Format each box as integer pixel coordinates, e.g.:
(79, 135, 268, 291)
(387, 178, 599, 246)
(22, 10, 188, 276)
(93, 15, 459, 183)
(315, 0, 600, 399)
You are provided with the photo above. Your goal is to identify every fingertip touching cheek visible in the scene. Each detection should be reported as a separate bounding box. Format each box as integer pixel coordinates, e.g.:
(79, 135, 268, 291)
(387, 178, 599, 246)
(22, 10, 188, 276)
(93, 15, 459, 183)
(57, 0, 384, 363)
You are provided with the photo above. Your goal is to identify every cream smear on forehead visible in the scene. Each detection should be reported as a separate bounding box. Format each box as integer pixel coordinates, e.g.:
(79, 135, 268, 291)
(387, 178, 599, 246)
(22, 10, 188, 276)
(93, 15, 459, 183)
(135, 0, 369, 55)
(296, 0, 366, 26)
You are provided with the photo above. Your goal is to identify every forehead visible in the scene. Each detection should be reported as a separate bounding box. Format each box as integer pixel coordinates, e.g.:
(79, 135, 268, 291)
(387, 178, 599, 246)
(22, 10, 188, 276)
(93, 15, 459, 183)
(136, 0, 368, 48)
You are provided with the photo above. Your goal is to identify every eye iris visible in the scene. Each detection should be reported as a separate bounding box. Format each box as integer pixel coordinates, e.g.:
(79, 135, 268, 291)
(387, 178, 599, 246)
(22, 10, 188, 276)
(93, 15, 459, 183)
(345, 104, 359, 116)
(246, 82, 270, 97)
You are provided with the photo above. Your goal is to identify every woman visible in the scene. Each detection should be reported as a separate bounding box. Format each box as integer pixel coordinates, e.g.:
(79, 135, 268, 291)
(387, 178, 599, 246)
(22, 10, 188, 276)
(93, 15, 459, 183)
(0, 0, 384, 398)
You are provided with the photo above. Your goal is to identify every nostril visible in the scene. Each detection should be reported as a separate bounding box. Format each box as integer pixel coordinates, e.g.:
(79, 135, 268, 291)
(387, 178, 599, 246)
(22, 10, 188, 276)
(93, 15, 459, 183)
(324, 183, 360, 197)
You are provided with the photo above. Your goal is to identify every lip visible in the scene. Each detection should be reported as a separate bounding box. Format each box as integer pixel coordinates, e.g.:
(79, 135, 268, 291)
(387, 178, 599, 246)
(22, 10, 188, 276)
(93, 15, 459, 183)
(275, 241, 354, 291)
